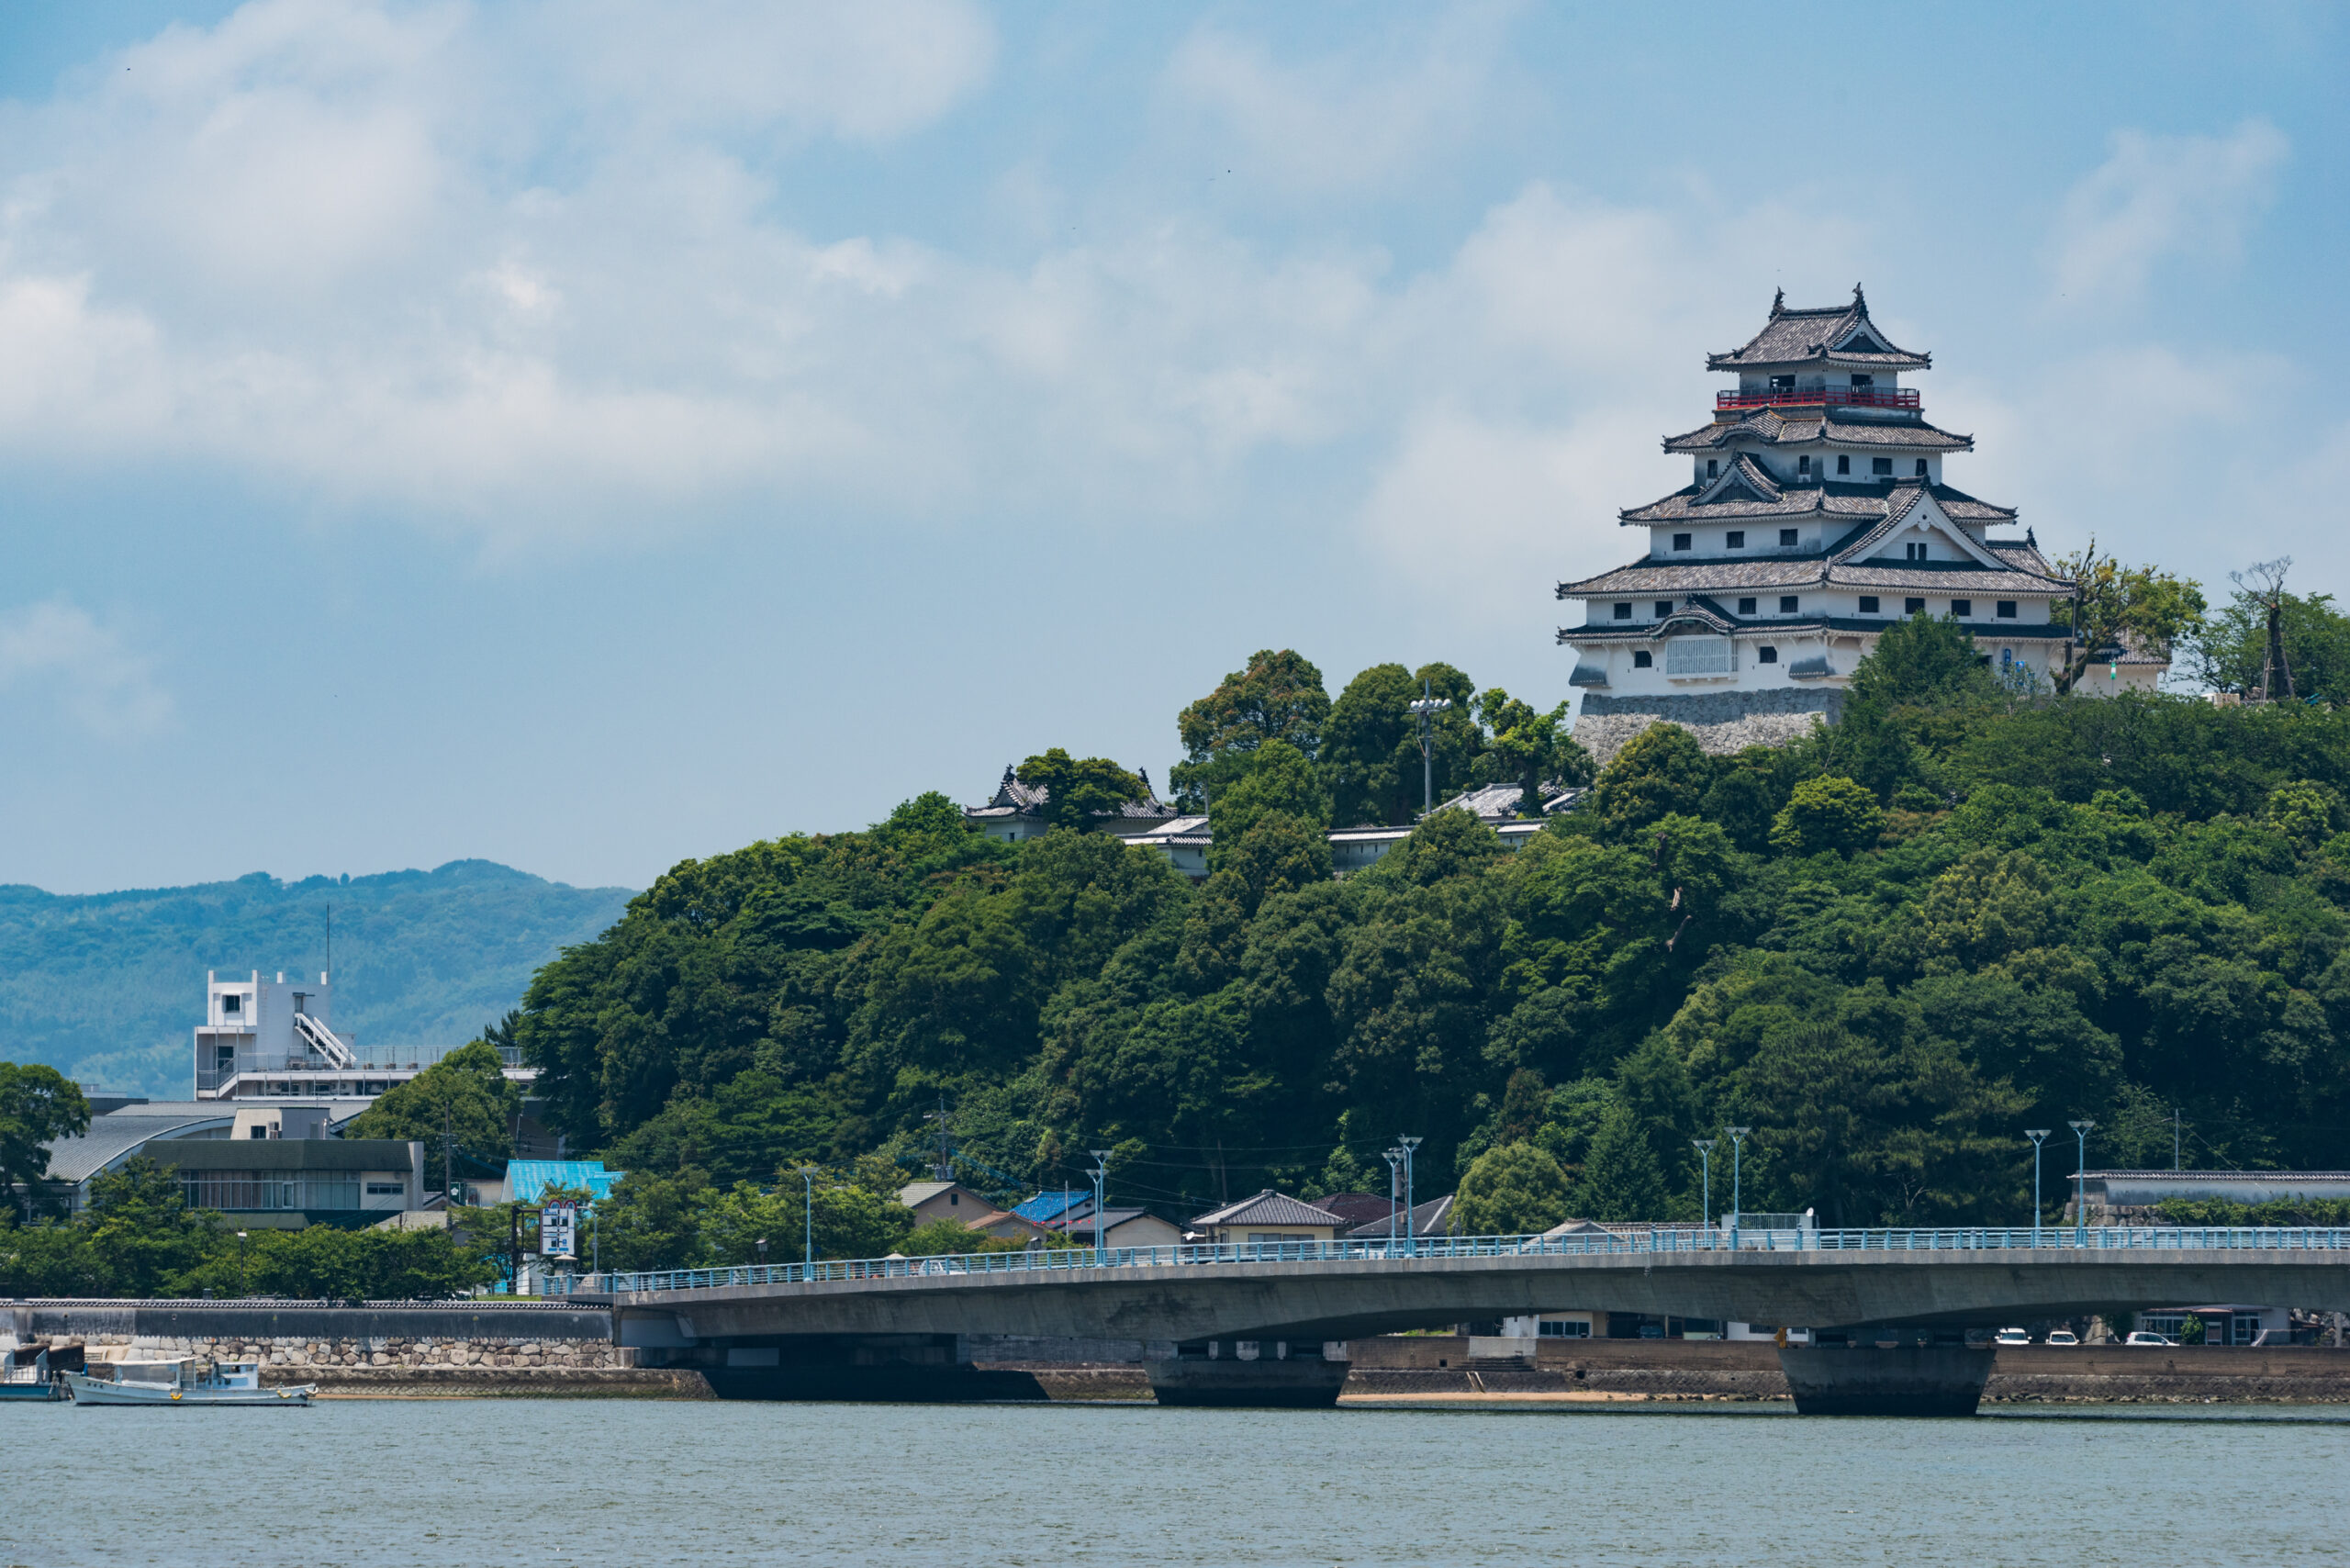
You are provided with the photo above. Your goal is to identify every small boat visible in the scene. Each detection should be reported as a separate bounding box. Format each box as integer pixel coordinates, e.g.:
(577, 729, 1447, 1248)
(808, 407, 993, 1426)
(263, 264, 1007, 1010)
(1, 1342, 62, 1402)
(65, 1356, 315, 1406)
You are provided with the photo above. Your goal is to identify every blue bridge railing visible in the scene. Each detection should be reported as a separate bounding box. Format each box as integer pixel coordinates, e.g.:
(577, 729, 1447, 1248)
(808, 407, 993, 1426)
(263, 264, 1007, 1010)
(595, 1224, 2350, 1296)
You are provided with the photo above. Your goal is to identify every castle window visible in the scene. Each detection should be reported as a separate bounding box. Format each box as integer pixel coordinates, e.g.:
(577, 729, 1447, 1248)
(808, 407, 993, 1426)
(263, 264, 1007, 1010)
(1653, 600, 1673, 618)
(1632, 650, 1652, 668)
(1859, 596, 1881, 614)
(1780, 596, 1798, 614)
(1707, 459, 1718, 477)
(1873, 457, 1894, 476)
(1779, 528, 1798, 546)
(1672, 533, 1691, 552)
(1997, 600, 2017, 619)
(1851, 374, 1874, 387)
(1905, 598, 1926, 615)
(1905, 542, 1926, 561)
(1613, 602, 1632, 621)
(1836, 454, 1851, 475)
(1738, 598, 1756, 615)
(1727, 531, 1744, 549)
(1951, 599, 1972, 618)
(1771, 375, 1796, 391)
(1798, 455, 1811, 475)
(1915, 458, 1929, 477)
(1758, 646, 1778, 664)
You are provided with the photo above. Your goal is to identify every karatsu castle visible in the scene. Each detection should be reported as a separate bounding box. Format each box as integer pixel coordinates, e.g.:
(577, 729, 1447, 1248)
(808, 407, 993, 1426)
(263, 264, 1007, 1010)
(1559, 287, 2163, 761)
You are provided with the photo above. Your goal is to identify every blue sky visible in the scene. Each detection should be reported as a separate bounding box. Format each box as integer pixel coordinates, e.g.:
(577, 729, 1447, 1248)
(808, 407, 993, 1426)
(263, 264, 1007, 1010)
(0, 1, 2344, 894)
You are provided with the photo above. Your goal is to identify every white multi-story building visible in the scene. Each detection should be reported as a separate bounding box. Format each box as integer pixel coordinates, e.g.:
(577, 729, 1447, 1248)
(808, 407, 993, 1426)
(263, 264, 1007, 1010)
(194, 969, 532, 1104)
(1558, 288, 2159, 760)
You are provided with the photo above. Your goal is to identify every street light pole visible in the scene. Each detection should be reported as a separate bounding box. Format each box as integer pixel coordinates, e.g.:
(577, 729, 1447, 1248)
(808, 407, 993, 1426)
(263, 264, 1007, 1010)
(1691, 1139, 1716, 1242)
(237, 1229, 248, 1296)
(800, 1167, 819, 1267)
(1382, 1148, 1404, 1255)
(1089, 1150, 1112, 1265)
(1407, 679, 1452, 816)
(1397, 1136, 1423, 1256)
(2025, 1129, 2051, 1248)
(2067, 1120, 2096, 1244)
(1725, 1126, 1750, 1247)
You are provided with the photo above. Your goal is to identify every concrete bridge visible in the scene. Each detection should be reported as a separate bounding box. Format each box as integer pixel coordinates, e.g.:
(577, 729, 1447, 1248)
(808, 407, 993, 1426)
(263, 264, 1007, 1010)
(599, 1226, 2350, 1415)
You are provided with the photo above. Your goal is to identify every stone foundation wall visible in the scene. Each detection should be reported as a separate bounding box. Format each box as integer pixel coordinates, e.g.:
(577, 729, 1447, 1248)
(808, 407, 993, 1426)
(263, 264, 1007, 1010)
(1573, 689, 1844, 768)
(59, 1331, 711, 1398)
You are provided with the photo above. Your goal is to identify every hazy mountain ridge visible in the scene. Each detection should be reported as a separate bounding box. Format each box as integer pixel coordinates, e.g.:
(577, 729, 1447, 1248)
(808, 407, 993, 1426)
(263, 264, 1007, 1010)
(0, 859, 637, 1098)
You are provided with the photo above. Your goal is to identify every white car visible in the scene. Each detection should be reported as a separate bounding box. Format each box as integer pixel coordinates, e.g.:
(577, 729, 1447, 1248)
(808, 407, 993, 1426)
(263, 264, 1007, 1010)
(1993, 1327, 2031, 1346)
(2044, 1329, 2080, 1347)
(2124, 1331, 2176, 1347)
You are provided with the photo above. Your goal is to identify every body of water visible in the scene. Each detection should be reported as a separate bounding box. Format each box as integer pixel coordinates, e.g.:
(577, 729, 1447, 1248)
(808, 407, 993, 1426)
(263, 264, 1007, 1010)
(6, 1398, 2346, 1566)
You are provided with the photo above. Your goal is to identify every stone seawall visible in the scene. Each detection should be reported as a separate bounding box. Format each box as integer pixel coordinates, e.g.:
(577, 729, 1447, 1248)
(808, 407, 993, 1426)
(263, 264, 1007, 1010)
(1573, 689, 1843, 767)
(58, 1329, 711, 1398)
(1337, 1337, 2350, 1406)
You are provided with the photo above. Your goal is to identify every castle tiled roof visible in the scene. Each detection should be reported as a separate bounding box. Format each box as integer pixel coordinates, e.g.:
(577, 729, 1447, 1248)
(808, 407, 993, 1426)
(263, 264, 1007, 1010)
(1560, 511, 2072, 602)
(1707, 286, 1930, 372)
(1663, 409, 1973, 454)
(1621, 475, 2017, 527)
(966, 765, 1178, 823)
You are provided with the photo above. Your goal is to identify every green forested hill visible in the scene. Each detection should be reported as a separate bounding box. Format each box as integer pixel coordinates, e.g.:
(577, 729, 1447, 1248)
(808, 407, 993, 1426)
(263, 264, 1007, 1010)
(0, 861, 635, 1097)
(507, 628, 2350, 1269)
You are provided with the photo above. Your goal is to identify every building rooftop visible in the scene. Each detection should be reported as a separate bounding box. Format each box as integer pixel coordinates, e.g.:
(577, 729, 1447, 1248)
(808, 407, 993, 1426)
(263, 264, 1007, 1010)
(1188, 1190, 1348, 1229)
(156, 1139, 420, 1173)
(39, 1107, 235, 1187)
(510, 1159, 623, 1204)
(1345, 1193, 1454, 1239)
(1707, 286, 1930, 372)
(1663, 409, 1974, 454)
(966, 765, 1180, 825)
(1619, 469, 2017, 528)
(1561, 517, 2069, 603)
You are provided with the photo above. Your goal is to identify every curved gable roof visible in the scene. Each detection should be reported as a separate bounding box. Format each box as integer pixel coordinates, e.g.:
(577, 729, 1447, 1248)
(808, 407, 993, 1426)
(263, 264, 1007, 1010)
(1707, 286, 1930, 372)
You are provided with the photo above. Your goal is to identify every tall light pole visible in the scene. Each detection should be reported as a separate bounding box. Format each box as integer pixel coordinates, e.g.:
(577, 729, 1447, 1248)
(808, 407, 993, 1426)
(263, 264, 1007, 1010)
(1089, 1150, 1112, 1264)
(1397, 1136, 1423, 1256)
(1407, 680, 1452, 816)
(2025, 1129, 2051, 1248)
(1383, 1148, 1404, 1255)
(1725, 1126, 1750, 1247)
(1691, 1139, 1716, 1242)
(2067, 1121, 2096, 1244)
(800, 1167, 819, 1267)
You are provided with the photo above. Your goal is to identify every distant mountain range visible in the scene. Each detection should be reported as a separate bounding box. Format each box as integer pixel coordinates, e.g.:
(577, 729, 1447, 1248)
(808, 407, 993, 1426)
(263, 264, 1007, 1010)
(0, 861, 637, 1099)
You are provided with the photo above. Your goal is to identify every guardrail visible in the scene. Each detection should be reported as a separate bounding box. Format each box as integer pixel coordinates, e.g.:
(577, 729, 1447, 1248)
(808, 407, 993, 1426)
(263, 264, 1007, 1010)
(599, 1225, 2350, 1295)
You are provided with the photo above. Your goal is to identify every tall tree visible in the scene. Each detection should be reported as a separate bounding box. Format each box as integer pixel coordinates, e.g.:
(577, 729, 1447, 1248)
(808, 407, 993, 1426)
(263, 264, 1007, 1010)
(1321, 661, 1482, 824)
(1015, 749, 1150, 829)
(0, 1063, 90, 1218)
(2050, 539, 2205, 694)
(1574, 1103, 1668, 1222)
(2183, 579, 2350, 706)
(1171, 649, 1330, 809)
(1473, 688, 1592, 817)
(1587, 722, 1712, 838)
(1452, 1141, 1574, 1235)
(347, 1040, 522, 1189)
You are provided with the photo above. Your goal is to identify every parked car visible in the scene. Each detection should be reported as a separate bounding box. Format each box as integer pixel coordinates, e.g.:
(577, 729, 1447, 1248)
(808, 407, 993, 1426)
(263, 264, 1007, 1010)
(1993, 1327, 2031, 1347)
(2044, 1329, 2080, 1346)
(2124, 1331, 2175, 1347)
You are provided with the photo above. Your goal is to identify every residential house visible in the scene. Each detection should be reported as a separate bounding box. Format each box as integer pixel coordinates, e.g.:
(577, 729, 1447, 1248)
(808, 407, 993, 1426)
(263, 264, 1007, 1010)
(1046, 1205, 1183, 1249)
(1345, 1193, 1455, 1243)
(1187, 1191, 1348, 1245)
(897, 1181, 1047, 1242)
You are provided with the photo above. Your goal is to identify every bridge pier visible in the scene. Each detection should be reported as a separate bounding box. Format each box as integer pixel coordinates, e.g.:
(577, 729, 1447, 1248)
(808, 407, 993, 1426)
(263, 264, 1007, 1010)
(1147, 1341, 1348, 1408)
(1776, 1343, 1995, 1417)
(692, 1335, 1058, 1403)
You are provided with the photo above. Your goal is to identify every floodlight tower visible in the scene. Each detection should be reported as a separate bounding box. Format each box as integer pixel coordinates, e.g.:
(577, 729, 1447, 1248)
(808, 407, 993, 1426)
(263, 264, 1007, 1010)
(1407, 679, 1452, 815)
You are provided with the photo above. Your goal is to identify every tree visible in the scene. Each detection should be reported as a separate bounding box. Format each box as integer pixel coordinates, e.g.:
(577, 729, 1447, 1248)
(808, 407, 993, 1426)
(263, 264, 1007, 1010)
(1322, 663, 1483, 825)
(1474, 689, 1592, 817)
(2185, 579, 2350, 705)
(1574, 1103, 1668, 1222)
(346, 1039, 521, 1191)
(1171, 649, 1330, 808)
(1451, 1141, 1573, 1235)
(1849, 612, 1998, 711)
(1015, 749, 1151, 830)
(0, 1063, 90, 1218)
(2050, 540, 2205, 694)
(79, 1157, 218, 1297)
(1770, 776, 1883, 856)
(1588, 723, 1711, 838)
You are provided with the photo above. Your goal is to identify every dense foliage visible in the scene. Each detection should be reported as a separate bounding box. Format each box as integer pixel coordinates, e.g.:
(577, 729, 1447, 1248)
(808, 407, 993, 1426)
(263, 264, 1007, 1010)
(510, 624, 2350, 1259)
(0, 1158, 493, 1298)
(1, 1063, 89, 1216)
(0, 859, 633, 1096)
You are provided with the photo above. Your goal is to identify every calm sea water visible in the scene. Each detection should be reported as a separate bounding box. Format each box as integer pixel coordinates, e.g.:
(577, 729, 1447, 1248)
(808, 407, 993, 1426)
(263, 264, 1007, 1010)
(6, 1398, 2346, 1566)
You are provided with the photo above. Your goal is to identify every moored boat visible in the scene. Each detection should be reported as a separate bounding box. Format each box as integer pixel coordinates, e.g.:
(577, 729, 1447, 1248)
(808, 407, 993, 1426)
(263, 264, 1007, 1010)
(65, 1356, 315, 1406)
(1, 1342, 62, 1402)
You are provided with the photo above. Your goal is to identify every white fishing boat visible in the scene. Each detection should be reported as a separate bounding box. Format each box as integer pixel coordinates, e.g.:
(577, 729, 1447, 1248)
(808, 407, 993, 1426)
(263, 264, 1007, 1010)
(65, 1355, 315, 1406)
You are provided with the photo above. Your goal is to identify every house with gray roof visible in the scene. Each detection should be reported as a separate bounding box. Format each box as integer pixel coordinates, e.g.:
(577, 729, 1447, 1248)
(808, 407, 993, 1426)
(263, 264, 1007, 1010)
(1558, 287, 2165, 764)
(964, 766, 1181, 846)
(1187, 1191, 1348, 1245)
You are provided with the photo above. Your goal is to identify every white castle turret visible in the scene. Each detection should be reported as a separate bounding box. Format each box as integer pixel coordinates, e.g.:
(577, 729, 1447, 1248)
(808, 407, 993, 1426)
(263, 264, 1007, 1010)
(1557, 287, 2158, 762)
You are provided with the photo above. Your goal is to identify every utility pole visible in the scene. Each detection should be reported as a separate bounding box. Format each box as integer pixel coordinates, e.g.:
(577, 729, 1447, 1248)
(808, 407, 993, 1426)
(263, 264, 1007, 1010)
(2068, 1120, 2097, 1243)
(442, 1098, 454, 1219)
(1725, 1126, 1750, 1246)
(1089, 1150, 1112, 1264)
(2026, 1129, 2051, 1248)
(925, 1094, 952, 1182)
(1691, 1139, 1715, 1239)
(2174, 1105, 2181, 1171)
(509, 1204, 521, 1295)
(1408, 679, 1452, 816)
(1397, 1136, 1422, 1256)
(800, 1167, 819, 1268)
(1383, 1148, 1404, 1256)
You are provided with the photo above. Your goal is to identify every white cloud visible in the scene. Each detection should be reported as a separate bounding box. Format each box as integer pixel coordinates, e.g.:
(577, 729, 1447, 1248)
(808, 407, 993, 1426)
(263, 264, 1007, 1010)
(2048, 119, 2288, 306)
(0, 599, 173, 739)
(1161, 8, 1513, 193)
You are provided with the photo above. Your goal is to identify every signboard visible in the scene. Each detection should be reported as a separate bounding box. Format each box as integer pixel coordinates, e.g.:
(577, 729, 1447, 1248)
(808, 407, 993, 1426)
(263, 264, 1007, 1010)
(541, 1201, 577, 1261)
